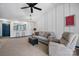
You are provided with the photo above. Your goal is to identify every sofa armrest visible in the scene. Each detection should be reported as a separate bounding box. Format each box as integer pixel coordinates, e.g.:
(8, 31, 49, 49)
(49, 42, 73, 56)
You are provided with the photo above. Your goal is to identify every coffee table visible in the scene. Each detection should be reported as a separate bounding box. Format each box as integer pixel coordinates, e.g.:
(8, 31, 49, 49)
(28, 36, 38, 46)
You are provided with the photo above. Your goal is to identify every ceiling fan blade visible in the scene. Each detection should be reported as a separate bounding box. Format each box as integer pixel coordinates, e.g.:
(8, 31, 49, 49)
(33, 3, 38, 6)
(21, 7, 29, 9)
(26, 3, 30, 5)
(26, 3, 32, 6)
(34, 7, 42, 11)
(30, 7, 33, 13)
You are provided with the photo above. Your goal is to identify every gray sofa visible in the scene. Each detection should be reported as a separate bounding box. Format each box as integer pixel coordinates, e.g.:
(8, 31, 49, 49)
(34, 31, 56, 45)
(49, 32, 79, 56)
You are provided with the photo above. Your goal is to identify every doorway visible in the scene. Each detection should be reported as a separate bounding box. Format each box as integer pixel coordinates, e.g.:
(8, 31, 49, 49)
(2, 23, 10, 37)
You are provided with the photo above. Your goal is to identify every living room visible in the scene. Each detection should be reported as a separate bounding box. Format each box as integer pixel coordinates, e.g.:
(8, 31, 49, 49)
(0, 2, 79, 56)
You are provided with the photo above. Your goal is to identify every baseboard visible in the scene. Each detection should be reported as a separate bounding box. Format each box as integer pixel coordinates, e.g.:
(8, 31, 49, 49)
(9, 36, 29, 38)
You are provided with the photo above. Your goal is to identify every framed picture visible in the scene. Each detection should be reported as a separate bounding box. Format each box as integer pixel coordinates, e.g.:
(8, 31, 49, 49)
(66, 15, 74, 26)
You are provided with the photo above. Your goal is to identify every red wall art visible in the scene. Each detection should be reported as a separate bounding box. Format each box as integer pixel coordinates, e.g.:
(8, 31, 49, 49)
(66, 15, 74, 26)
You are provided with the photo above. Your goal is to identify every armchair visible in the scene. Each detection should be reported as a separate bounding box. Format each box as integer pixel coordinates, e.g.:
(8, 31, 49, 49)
(49, 32, 79, 56)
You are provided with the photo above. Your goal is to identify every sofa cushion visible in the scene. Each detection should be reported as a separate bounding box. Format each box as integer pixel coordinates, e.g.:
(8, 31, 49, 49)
(60, 32, 74, 46)
(50, 32, 56, 38)
(62, 32, 71, 41)
(60, 38, 69, 46)
(44, 32, 50, 38)
(39, 32, 45, 36)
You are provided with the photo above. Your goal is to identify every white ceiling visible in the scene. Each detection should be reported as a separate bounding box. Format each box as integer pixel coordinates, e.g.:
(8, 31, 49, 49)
(0, 3, 56, 21)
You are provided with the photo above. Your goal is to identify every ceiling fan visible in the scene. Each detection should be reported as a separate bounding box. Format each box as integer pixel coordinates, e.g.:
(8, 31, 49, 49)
(21, 3, 42, 13)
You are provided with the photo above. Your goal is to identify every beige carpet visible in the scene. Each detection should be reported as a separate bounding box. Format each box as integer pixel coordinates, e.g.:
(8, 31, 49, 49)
(0, 37, 48, 56)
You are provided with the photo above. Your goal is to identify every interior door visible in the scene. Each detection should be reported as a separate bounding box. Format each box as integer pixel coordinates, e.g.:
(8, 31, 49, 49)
(2, 24, 10, 36)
